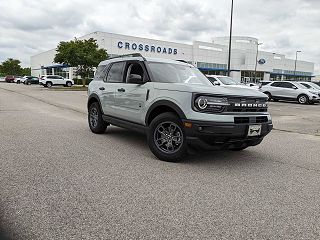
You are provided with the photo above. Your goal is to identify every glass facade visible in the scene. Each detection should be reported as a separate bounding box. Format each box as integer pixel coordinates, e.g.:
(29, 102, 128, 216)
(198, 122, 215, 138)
(241, 71, 264, 83)
(271, 69, 312, 81)
(54, 67, 70, 78)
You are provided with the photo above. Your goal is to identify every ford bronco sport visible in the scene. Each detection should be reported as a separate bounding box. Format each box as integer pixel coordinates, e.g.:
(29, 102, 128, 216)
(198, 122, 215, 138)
(87, 54, 273, 162)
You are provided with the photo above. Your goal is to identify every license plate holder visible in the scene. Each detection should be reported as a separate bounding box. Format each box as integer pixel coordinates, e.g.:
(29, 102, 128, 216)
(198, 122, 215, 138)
(248, 125, 262, 137)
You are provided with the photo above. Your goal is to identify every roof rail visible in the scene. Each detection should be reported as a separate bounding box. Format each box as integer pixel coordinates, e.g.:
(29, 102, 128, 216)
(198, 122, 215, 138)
(107, 53, 146, 61)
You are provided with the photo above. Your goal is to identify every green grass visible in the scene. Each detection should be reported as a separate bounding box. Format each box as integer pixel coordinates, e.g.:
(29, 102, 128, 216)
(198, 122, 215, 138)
(49, 85, 88, 91)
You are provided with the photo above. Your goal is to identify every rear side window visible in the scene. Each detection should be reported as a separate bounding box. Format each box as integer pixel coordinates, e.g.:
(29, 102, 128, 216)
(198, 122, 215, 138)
(106, 62, 125, 83)
(95, 65, 108, 81)
(279, 82, 294, 88)
(270, 82, 281, 87)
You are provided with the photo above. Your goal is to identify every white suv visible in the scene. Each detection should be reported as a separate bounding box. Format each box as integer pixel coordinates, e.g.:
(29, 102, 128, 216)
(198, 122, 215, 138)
(87, 54, 273, 162)
(39, 75, 74, 88)
(261, 81, 320, 104)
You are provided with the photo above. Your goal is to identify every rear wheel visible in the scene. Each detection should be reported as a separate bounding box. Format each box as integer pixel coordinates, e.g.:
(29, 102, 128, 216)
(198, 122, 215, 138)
(147, 112, 187, 162)
(46, 82, 52, 88)
(88, 102, 108, 134)
(27, 81, 31, 85)
(297, 94, 309, 104)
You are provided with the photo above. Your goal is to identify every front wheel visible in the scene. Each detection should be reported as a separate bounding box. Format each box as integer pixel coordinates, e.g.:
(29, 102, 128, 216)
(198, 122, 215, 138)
(66, 81, 72, 87)
(88, 102, 108, 134)
(147, 113, 187, 162)
(297, 94, 309, 104)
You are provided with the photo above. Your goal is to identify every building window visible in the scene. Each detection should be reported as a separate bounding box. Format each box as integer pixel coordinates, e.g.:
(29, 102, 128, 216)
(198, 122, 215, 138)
(241, 71, 264, 83)
(54, 67, 70, 78)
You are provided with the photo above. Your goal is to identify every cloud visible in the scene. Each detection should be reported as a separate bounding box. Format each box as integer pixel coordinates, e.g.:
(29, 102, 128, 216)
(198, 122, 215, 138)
(0, 0, 319, 73)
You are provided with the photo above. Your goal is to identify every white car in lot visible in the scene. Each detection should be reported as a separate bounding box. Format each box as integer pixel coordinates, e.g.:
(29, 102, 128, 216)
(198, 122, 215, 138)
(299, 81, 320, 92)
(39, 75, 74, 88)
(206, 75, 260, 91)
(260, 81, 320, 104)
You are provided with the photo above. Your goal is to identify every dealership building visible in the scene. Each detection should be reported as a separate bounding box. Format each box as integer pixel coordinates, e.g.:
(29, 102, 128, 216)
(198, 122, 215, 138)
(31, 31, 315, 82)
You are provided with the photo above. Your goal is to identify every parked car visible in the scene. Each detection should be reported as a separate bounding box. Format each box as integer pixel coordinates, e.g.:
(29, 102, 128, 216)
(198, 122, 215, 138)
(259, 80, 272, 87)
(246, 83, 260, 89)
(260, 81, 320, 104)
(14, 76, 27, 84)
(5, 76, 15, 83)
(206, 75, 258, 91)
(299, 81, 320, 92)
(21, 76, 39, 85)
(39, 75, 74, 88)
(88, 54, 272, 162)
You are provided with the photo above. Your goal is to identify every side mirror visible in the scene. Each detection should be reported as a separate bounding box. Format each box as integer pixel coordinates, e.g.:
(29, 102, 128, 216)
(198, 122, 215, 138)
(292, 86, 298, 89)
(128, 74, 143, 84)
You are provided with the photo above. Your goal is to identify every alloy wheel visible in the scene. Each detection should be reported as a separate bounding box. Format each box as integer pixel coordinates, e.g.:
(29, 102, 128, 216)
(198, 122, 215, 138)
(154, 121, 183, 154)
(89, 107, 99, 129)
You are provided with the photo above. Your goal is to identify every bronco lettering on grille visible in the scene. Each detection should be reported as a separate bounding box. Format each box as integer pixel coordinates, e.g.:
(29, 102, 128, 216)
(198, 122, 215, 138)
(234, 103, 267, 108)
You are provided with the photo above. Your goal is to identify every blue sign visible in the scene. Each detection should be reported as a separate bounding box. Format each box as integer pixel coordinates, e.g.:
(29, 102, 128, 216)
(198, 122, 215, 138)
(258, 59, 266, 65)
(117, 41, 177, 55)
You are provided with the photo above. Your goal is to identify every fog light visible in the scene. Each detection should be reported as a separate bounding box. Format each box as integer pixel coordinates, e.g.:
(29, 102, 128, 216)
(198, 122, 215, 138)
(184, 122, 192, 128)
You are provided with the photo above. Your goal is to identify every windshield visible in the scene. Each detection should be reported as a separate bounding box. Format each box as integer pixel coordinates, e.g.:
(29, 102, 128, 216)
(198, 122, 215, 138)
(307, 82, 320, 90)
(147, 62, 212, 86)
(216, 76, 241, 85)
(295, 83, 308, 89)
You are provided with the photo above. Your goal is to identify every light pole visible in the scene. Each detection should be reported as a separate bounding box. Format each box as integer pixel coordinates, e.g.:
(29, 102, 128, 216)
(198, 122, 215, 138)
(227, 0, 234, 77)
(254, 42, 263, 83)
(294, 50, 301, 80)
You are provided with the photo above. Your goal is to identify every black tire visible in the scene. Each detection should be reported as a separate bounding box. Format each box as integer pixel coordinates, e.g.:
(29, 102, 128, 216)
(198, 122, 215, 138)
(17, 80, 20, 84)
(147, 112, 187, 162)
(27, 81, 31, 85)
(66, 81, 72, 87)
(264, 92, 272, 101)
(297, 94, 309, 104)
(88, 102, 107, 134)
(46, 82, 52, 88)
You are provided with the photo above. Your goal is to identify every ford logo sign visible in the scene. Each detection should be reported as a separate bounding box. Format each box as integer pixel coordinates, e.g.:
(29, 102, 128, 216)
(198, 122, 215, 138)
(258, 59, 266, 65)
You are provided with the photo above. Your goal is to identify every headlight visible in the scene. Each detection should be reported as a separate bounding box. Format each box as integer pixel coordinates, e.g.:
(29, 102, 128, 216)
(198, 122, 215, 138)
(194, 96, 229, 113)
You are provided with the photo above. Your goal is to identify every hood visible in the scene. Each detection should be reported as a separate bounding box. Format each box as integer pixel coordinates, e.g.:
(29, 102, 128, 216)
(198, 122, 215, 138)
(154, 83, 268, 98)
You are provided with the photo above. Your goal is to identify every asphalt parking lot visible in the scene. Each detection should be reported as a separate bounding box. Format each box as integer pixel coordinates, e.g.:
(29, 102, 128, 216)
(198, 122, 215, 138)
(1, 83, 320, 239)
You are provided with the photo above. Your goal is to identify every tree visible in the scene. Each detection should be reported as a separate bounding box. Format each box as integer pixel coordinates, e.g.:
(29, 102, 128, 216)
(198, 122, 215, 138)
(0, 58, 22, 76)
(54, 38, 108, 86)
(21, 67, 31, 76)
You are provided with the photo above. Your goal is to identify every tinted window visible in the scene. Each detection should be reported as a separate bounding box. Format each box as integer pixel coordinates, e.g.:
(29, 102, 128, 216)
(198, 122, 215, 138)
(300, 83, 311, 89)
(96, 65, 110, 81)
(47, 76, 54, 79)
(279, 82, 294, 88)
(271, 82, 281, 87)
(106, 62, 125, 83)
(261, 81, 271, 86)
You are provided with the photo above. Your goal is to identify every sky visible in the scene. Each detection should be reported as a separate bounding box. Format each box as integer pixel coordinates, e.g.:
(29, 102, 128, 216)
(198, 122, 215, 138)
(0, 0, 320, 73)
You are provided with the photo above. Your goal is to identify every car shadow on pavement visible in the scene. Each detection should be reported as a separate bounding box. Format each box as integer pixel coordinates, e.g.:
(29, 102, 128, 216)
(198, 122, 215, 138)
(104, 126, 264, 167)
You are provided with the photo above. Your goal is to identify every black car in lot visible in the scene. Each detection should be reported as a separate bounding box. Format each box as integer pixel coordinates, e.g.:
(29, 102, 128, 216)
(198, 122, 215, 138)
(24, 76, 39, 85)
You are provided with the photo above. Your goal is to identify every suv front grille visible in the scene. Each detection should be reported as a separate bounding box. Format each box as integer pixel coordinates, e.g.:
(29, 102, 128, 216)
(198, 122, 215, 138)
(226, 98, 268, 113)
(234, 116, 268, 124)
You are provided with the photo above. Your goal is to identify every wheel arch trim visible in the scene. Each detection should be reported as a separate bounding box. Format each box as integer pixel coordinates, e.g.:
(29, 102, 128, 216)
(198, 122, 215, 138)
(145, 100, 186, 125)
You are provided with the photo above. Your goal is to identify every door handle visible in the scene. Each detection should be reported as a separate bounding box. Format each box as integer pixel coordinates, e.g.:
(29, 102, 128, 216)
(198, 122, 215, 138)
(99, 87, 105, 90)
(117, 88, 125, 92)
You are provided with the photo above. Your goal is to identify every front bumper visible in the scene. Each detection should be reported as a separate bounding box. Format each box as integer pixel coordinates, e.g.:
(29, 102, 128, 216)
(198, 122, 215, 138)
(183, 118, 273, 150)
(309, 95, 320, 103)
